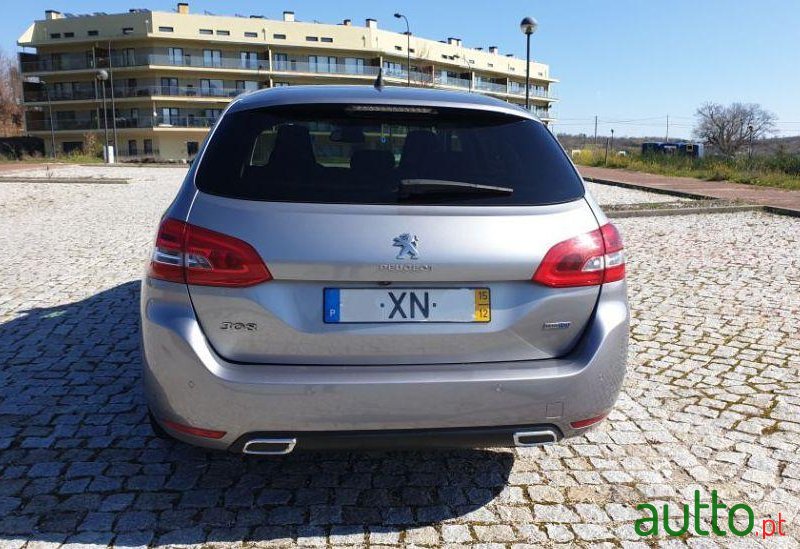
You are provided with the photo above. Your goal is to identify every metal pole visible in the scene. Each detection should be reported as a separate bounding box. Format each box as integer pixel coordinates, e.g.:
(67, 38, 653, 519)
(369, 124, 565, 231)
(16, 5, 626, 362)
(101, 79, 109, 162)
(748, 125, 753, 159)
(394, 14, 411, 87)
(610, 129, 615, 154)
(604, 137, 609, 165)
(108, 41, 118, 155)
(524, 33, 531, 109)
(43, 83, 56, 158)
(665, 114, 669, 142)
(593, 115, 598, 147)
(406, 28, 410, 87)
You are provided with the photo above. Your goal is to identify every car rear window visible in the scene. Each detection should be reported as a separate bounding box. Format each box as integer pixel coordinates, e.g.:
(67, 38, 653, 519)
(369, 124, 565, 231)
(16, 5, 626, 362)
(195, 104, 584, 206)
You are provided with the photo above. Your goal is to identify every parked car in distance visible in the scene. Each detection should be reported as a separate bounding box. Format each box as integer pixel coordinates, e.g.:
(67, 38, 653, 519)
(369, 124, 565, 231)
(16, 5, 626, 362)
(141, 85, 629, 454)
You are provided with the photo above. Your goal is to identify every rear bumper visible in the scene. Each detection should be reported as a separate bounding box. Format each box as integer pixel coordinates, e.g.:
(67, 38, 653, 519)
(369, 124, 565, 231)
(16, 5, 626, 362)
(141, 278, 629, 451)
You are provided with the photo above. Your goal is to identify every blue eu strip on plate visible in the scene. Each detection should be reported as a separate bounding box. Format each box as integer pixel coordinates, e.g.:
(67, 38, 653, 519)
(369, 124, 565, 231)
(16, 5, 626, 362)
(323, 288, 340, 323)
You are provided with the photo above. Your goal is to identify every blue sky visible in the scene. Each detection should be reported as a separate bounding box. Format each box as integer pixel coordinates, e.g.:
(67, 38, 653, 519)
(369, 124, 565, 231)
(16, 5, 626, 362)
(6, 0, 800, 138)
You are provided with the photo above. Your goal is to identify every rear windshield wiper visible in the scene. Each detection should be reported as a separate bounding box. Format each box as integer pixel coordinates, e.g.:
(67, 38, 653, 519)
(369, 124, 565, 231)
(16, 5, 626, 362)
(399, 179, 514, 197)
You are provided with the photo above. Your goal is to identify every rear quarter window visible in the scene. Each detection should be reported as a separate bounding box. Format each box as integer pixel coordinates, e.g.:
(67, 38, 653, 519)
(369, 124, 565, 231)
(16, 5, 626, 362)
(195, 104, 584, 206)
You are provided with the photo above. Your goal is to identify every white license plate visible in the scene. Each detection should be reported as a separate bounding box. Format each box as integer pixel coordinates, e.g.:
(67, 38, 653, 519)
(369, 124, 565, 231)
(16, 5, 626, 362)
(323, 288, 491, 324)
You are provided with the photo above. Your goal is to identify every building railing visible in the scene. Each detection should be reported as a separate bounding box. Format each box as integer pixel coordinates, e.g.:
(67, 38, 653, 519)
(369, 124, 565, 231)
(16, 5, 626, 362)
(154, 115, 218, 128)
(433, 74, 472, 90)
(25, 85, 253, 102)
(146, 53, 267, 70)
(272, 61, 381, 77)
(474, 80, 507, 93)
(26, 114, 220, 131)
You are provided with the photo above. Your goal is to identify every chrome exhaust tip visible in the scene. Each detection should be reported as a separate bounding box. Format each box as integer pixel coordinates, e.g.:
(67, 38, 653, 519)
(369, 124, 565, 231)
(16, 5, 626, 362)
(513, 430, 558, 447)
(242, 438, 297, 455)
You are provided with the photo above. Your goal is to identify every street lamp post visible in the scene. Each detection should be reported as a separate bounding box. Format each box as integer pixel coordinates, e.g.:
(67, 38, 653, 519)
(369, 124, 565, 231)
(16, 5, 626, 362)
(748, 124, 754, 159)
(394, 13, 411, 86)
(96, 69, 111, 163)
(610, 128, 615, 155)
(519, 17, 538, 111)
(39, 80, 56, 158)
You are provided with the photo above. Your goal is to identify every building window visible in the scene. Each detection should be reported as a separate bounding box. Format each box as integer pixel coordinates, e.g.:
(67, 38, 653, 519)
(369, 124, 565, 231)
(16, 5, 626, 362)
(64, 32, 75, 38)
(273, 33, 286, 39)
(160, 77, 179, 96)
(321, 37, 333, 43)
(160, 107, 180, 125)
(273, 53, 288, 71)
(143, 139, 153, 154)
(168, 47, 184, 65)
(244, 31, 258, 38)
(273, 82, 290, 87)
(394, 46, 402, 51)
(203, 49, 222, 67)
(122, 27, 133, 35)
(216, 30, 230, 36)
(309, 55, 337, 73)
(158, 26, 174, 33)
(240, 51, 258, 69)
(128, 140, 138, 156)
(344, 57, 365, 75)
(205, 109, 222, 122)
(50, 33, 61, 39)
(236, 80, 258, 93)
(199, 28, 212, 35)
(200, 79, 224, 96)
(115, 48, 136, 67)
(87, 30, 99, 36)
(305, 36, 319, 42)
(383, 61, 404, 77)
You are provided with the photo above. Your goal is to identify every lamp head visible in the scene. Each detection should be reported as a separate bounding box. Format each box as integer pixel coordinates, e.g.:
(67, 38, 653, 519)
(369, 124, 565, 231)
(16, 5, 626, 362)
(520, 16, 538, 35)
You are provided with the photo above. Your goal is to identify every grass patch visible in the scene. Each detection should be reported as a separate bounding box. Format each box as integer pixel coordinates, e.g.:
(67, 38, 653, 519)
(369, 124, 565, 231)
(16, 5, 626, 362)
(573, 149, 800, 191)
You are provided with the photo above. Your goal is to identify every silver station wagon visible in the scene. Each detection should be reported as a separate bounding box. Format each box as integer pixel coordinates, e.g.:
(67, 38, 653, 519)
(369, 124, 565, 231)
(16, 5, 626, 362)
(141, 85, 629, 454)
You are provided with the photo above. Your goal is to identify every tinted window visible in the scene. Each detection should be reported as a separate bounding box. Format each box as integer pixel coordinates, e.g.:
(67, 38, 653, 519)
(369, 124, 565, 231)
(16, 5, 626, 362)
(195, 104, 584, 206)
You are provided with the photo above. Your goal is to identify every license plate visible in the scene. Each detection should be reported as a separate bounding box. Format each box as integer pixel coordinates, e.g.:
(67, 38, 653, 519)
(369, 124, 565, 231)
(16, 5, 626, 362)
(323, 288, 491, 324)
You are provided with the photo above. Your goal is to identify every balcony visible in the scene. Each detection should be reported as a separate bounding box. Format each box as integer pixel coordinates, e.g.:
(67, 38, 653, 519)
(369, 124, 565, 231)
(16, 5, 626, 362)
(25, 114, 221, 131)
(272, 61, 382, 78)
(154, 115, 218, 128)
(24, 85, 252, 103)
(433, 74, 472, 91)
(508, 86, 557, 100)
(474, 80, 507, 94)
(146, 54, 267, 71)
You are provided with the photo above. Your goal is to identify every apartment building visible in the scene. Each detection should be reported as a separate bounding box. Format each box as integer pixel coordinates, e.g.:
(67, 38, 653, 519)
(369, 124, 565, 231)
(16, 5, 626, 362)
(17, 3, 557, 161)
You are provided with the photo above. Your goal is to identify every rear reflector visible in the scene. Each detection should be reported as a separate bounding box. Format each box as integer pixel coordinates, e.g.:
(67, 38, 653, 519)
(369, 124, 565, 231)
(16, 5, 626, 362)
(570, 413, 608, 429)
(532, 223, 625, 287)
(162, 419, 227, 439)
(148, 218, 272, 287)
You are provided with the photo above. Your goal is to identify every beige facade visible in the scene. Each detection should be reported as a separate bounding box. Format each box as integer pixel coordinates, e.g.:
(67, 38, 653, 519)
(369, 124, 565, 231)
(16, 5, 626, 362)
(17, 3, 557, 161)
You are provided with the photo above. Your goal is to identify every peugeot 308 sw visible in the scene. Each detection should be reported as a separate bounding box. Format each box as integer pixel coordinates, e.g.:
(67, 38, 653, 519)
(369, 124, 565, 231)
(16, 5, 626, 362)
(141, 85, 629, 454)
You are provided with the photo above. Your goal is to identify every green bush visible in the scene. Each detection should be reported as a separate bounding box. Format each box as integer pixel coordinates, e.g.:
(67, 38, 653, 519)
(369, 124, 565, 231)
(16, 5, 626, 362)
(572, 149, 800, 190)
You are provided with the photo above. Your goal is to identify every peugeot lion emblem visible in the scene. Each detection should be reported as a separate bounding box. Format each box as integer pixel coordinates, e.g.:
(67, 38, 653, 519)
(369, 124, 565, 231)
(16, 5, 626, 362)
(393, 233, 420, 260)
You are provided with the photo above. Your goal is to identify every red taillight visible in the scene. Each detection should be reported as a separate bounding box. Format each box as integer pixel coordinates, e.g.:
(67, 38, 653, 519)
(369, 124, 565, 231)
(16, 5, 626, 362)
(162, 419, 227, 439)
(148, 218, 272, 287)
(532, 223, 625, 287)
(570, 413, 609, 429)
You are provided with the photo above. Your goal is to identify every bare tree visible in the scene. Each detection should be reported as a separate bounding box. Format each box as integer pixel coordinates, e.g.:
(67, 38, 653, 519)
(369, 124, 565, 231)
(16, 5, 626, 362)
(694, 102, 776, 157)
(0, 50, 23, 137)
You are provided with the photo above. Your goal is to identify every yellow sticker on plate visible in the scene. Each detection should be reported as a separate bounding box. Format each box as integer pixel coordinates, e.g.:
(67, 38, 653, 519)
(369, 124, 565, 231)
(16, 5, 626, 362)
(473, 289, 491, 322)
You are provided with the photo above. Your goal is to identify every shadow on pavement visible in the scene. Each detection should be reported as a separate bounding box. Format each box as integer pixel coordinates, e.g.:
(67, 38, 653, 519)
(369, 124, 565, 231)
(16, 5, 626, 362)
(0, 281, 513, 545)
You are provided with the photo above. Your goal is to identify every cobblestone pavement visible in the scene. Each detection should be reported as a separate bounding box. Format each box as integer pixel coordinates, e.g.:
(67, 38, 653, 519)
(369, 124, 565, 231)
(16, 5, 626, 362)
(0, 166, 798, 548)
